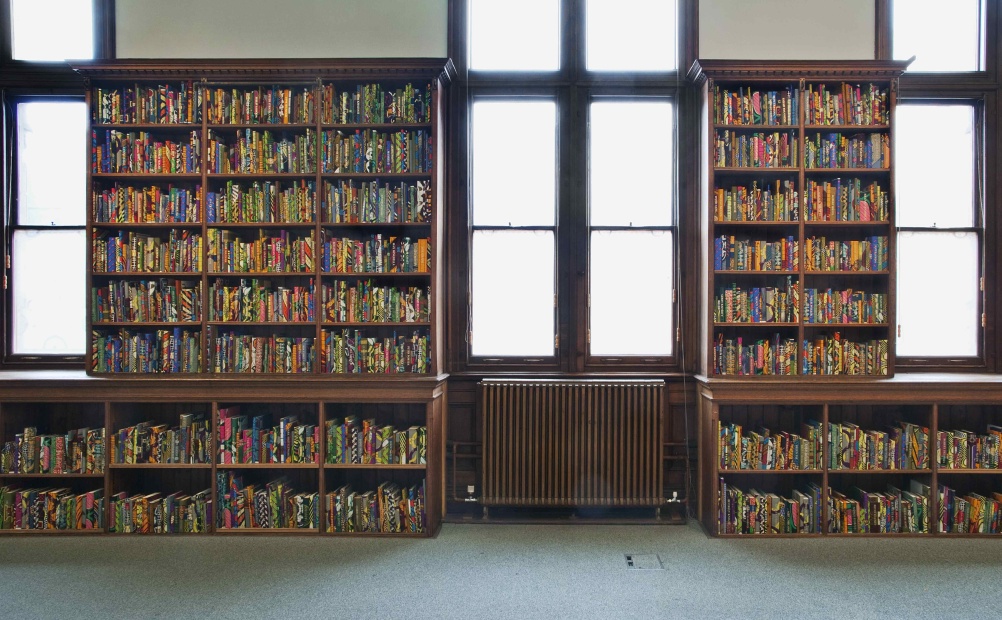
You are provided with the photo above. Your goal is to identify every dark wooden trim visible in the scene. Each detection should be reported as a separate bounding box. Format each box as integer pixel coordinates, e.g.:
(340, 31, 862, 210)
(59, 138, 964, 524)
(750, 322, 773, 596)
(689, 59, 913, 84)
(875, 0, 891, 60)
(72, 58, 457, 83)
(98, 0, 116, 60)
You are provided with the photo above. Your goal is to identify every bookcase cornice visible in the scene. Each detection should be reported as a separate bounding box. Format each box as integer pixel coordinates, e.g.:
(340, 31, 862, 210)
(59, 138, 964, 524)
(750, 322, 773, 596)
(688, 59, 911, 85)
(72, 58, 456, 85)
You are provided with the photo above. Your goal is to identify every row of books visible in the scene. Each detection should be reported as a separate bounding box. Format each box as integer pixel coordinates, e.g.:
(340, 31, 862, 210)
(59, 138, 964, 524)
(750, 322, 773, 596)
(0, 487, 104, 530)
(109, 489, 211, 534)
(714, 180, 798, 222)
(321, 235, 431, 274)
(91, 278, 201, 323)
(713, 86, 798, 126)
(714, 130, 798, 168)
(206, 129, 317, 174)
(320, 329, 430, 374)
(828, 421, 929, 470)
(713, 279, 799, 323)
(938, 427, 1002, 470)
(323, 280, 430, 324)
(92, 81, 433, 127)
(206, 229, 314, 273)
(324, 179, 431, 224)
(327, 481, 426, 533)
(804, 83, 889, 126)
(92, 82, 201, 125)
(804, 178, 889, 222)
(713, 235, 797, 271)
(718, 481, 822, 534)
(209, 279, 315, 322)
(93, 229, 203, 273)
(803, 288, 887, 325)
(940, 485, 1002, 534)
(206, 86, 315, 125)
(111, 415, 211, 464)
(802, 335, 888, 376)
(92, 183, 201, 224)
(325, 418, 427, 465)
(320, 129, 432, 174)
(216, 472, 318, 529)
(1, 427, 106, 474)
(206, 180, 316, 223)
(321, 83, 433, 125)
(217, 409, 320, 464)
(91, 328, 202, 373)
(210, 333, 315, 374)
(804, 132, 890, 169)
(712, 334, 799, 376)
(803, 235, 889, 272)
(717, 420, 823, 471)
(829, 483, 928, 533)
(92, 130, 201, 174)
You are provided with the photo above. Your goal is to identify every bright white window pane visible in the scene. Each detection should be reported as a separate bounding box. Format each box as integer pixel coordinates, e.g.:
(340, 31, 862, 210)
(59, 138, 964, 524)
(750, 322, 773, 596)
(472, 230, 554, 356)
(473, 101, 556, 226)
(896, 104, 975, 228)
(470, 0, 558, 71)
(590, 101, 673, 226)
(586, 0, 677, 72)
(17, 101, 87, 226)
(590, 230, 672, 355)
(12, 230, 86, 355)
(11, 0, 94, 61)
(893, 0, 981, 72)
(897, 231, 978, 357)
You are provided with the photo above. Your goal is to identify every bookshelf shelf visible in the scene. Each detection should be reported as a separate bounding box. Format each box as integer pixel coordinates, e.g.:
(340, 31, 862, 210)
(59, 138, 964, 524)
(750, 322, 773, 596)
(206, 222, 317, 228)
(321, 123, 432, 130)
(92, 222, 204, 229)
(206, 123, 316, 130)
(324, 464, 427, 470)
(0, 473, 105, 478)
(718, 469, 822, 475)
(92, 174, 203, 181)
(108, 463, 211, 469)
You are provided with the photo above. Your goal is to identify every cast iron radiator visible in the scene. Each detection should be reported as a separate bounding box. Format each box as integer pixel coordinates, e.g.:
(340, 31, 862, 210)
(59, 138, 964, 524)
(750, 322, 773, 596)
(480, 379, 664, 507)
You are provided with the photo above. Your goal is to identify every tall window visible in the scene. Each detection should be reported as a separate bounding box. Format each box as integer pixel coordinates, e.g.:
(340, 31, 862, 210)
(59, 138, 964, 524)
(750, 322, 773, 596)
(456, 0, 684, 370)
(895, 103, 981, 359)
(887, 0, 993, 367)
(2, 0, 109, 365)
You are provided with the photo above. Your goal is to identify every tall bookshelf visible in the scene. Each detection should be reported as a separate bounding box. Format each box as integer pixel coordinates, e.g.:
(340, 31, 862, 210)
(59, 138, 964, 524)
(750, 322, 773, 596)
(80, 59, 451, 376)
(689, 60, 908, 378)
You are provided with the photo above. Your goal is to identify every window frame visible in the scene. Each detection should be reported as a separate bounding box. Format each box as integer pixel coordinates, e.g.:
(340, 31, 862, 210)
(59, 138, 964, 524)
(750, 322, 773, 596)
(0, 0, 115, 368)
(878, 0, 1000, 371)
(448, 0, 695, 374)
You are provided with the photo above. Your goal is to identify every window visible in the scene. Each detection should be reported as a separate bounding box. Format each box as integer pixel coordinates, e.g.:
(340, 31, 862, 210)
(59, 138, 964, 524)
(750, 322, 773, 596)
(2, 0, 110, 365)
(885, 0, 994, 368)
(892, 0, 984, 72)
(456, 0, 685, 370)
(895, 103, 981, 359)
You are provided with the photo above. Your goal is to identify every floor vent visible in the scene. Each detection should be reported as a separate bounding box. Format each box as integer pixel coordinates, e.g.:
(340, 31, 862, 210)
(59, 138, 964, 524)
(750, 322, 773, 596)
(624, 554, 664, 570)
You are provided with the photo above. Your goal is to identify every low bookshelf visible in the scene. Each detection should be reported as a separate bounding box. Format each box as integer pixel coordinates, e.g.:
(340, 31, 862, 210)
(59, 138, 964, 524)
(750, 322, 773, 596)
(697, 373, 1002, 537)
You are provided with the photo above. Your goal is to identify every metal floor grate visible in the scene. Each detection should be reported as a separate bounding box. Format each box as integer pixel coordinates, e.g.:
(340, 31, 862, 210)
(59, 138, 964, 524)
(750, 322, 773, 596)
(624, 554, 664, 570)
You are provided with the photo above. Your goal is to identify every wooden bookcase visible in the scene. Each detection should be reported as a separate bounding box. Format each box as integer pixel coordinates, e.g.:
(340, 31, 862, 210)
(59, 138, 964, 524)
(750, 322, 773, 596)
(689, 60, 908, 378)
(78, 59, 452, 376)
(698, 375, 1002, 537)
(0, 373, 447, 536)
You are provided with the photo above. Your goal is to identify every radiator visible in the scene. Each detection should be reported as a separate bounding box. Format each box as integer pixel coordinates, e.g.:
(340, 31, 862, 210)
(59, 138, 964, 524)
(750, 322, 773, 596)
(480, 379, 664, 507)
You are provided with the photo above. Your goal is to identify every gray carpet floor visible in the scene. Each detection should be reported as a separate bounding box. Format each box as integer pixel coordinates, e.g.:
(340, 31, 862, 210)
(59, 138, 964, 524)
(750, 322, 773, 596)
(1, 521, 999, 619)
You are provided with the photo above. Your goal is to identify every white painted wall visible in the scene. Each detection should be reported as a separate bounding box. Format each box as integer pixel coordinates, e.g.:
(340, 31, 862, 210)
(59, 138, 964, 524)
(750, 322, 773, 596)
(699, 0, 876, 60)
(116, 0, 448, 58)
(117, 0, 879, 62)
